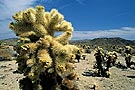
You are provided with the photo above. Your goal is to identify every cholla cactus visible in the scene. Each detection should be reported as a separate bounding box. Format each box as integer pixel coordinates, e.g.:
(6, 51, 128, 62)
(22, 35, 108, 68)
(94, 47, 104, 76)
(106, 51, 118, 61)
(124, 46, 132, 68)
(125, 46, 132, 54)
(106, 51, 118, 71)
(125, 53, 132, 68)
(9, 5, 80, 90)
(118, 47, 122, 54)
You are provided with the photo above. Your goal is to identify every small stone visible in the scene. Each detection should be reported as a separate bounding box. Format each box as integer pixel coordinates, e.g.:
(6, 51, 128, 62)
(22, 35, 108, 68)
(0, 74, 5, 79)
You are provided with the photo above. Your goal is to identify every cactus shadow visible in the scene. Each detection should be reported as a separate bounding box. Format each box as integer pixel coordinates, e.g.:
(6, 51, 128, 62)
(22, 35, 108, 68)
(127, 76, 135, 79)
(82, 69, 110, 78)
(115, 62, 127, 69)
(82, 70, 97, 77)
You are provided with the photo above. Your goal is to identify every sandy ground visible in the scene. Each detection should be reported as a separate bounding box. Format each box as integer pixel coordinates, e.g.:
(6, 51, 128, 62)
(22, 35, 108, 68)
(0, 61, 24, 90)
(75, 51, 135, 90)
(0, 51, 135, 90)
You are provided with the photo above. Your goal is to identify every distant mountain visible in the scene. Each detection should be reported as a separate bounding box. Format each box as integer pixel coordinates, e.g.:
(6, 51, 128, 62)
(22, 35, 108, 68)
(70, 37, 135, 46)
(0, 37, 135, 46)
(91, 37, 135, 46)
(0, 38, 18, 46)
(133, 40, 135, 44)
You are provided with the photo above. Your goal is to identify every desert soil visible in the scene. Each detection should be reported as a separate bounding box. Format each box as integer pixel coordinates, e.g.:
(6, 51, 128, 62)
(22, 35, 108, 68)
(0, 51, 135, 90)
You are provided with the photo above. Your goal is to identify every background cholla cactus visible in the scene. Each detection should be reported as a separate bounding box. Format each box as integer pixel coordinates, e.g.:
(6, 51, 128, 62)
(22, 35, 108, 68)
(124, 46, 133, 68)
(106, 51, 118, 62)
(125, 46, 132, 54)
(94, 47, 104, 76)
(9, 5, 81, 90)
(106, 51, 118, 71)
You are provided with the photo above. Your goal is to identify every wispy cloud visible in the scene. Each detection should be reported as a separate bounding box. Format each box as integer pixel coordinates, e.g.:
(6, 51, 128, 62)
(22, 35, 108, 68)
(58, 3, 72, 10)
(72, 27, 135, 40)
(75, 0, 86, 5)
(38, 0, 53, 4)
(112, 12, 129, 18)
(0, 0, 37, 20)
(0, 0, 38, 40)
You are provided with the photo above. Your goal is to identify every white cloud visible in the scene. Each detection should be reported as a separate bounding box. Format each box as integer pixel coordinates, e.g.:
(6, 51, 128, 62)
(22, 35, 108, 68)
(72, 27, 135, 40)
(0, 0, 38, 39)
(121, 27, 135, 31)
(0, 0, 37, 20)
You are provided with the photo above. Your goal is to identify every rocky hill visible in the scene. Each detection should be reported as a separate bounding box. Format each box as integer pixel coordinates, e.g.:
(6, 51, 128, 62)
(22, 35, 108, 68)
(0, 38, 18, 46)
(70, 37, 135, 46)
(0, 38, 17, 61)
(1, 37, 134, 46)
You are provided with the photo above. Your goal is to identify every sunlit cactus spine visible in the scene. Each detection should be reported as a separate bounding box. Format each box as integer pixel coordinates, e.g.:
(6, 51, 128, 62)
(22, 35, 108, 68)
(9, 5, 81, 90)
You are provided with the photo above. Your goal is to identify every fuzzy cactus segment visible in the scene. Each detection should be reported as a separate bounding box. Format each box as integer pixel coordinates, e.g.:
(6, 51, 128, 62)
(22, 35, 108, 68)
(9, 5, 79, 90)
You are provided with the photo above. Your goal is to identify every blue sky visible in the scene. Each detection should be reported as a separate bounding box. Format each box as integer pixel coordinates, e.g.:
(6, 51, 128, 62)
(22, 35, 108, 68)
(0, 0, 135, 40)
